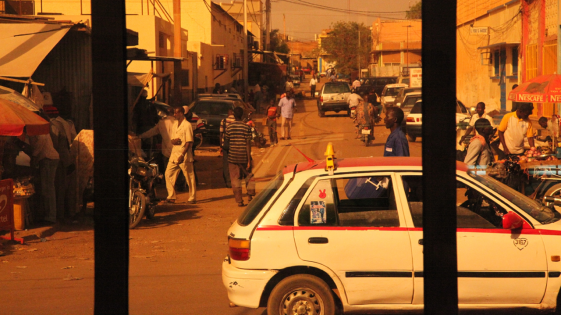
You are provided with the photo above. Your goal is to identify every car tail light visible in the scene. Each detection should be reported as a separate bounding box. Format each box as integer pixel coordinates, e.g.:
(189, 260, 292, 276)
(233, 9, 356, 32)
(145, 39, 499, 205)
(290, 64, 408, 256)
(320, 96, 323, 103)
(406, 117, 414, 122)
(229, 238, 250, 261)
(190, 116, 199, 122)
(363, 127, 369, 130)
(416, 118, 420, 122)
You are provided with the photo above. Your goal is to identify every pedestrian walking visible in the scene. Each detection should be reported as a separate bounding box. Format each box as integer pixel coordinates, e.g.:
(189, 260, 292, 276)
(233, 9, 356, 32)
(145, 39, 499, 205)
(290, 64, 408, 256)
(498, 102, 534, 156)
(309, 75, 317, 98)
(225, 107, 255, 207)
(220, 108, 236, 188)
(164, 107, 196, 204)
(285, 77, 294, 93)
(383, 107, 410, 157)
(464, 119, 495, 166)
(278, 91, 296, 140)
(266, 99, 279, 146)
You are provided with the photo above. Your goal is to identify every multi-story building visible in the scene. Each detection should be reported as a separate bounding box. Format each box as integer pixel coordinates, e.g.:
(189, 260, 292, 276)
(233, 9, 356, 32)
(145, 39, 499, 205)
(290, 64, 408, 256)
(217, 0, 263, 51)
(456, 0, 558, 116)
(370, 19, 422, 77)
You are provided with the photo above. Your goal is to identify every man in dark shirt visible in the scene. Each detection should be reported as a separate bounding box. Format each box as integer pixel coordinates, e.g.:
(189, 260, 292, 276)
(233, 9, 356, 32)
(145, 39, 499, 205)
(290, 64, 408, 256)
(383, 107, 410, 157)
(225, 107, 255, 206)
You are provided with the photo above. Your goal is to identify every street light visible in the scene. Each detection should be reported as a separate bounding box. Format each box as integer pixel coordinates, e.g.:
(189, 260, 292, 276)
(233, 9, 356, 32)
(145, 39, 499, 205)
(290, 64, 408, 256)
(403, 24, 412, 75)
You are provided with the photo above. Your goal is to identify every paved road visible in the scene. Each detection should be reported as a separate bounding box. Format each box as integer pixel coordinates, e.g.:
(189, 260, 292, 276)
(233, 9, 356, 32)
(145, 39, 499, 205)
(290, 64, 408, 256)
(1, 78, 422, 315)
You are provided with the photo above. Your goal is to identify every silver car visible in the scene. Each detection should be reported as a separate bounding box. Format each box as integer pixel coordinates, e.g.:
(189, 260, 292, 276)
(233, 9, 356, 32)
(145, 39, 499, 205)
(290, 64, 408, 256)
(317, 82, 351, 117)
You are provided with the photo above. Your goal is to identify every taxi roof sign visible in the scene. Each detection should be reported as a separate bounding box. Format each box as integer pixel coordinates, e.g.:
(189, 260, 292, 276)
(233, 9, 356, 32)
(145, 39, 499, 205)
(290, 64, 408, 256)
(325, 142, 336, 175)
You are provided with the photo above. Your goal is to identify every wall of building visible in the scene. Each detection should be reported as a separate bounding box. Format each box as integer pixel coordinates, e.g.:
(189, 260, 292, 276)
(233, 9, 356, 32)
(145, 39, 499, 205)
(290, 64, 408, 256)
(218, 0, 262, 48)
(456, 0, 521, 111)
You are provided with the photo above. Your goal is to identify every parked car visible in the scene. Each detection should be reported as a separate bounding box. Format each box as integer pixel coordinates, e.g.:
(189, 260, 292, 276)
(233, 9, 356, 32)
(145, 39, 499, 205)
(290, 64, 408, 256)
(188, 98, 249, 139)
(398, 92, 422, 133)
(302, 67, 312, 74)
(222, 149, 561, 314)
(381, 83, 408, 111)
(357, 77, 398, 102)
(194, 94, 255, 112)
(317, 82, 351, 117)
(393, 87, 422, 108)
(405, 100, 422, 142)
(290, 75, 301, 87)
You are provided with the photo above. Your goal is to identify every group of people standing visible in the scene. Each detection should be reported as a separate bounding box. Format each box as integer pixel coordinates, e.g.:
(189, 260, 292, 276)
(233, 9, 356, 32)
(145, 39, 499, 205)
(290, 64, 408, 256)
(132, 105, 197, 205)
(458, 96, 555, 168)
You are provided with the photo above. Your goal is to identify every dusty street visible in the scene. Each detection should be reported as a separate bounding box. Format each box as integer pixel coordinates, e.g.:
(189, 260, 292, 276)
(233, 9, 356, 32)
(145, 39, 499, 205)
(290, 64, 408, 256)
(0, 78, 422, 314)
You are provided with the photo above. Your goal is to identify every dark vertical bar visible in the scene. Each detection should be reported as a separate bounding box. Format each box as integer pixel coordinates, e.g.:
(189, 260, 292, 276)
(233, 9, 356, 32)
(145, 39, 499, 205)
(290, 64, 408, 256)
(91, 0, 129, 314)
(422, 0, 458, 314)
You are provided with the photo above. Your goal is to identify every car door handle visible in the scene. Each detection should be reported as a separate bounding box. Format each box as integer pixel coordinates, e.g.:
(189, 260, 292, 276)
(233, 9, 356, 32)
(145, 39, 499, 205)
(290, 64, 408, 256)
(418, 239, 423, 245)
(308, 237, 328, 244)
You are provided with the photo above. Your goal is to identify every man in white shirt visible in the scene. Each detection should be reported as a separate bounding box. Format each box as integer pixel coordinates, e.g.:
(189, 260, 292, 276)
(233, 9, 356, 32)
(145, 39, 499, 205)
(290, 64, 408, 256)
(309, 76, 317, 98)
(459, 102, 496, 145)
(352, 79, 361, 89)
(285, 78, 294, 93)
(138, 107, 175, 168)
(348, 89, 364, 109)
(164, 107, 196, 204)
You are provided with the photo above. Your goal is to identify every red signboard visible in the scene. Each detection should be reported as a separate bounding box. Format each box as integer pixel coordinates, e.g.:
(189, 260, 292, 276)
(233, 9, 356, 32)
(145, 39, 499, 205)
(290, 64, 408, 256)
(0, 179, 14, 231)
(0, 178, 22, 244)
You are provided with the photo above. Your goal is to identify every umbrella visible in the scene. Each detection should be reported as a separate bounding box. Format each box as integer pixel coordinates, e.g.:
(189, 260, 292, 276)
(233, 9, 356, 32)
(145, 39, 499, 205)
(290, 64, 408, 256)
(508, 74, 561, 103)
(0, 85, 42, 112)
(0, 98, 50, 136)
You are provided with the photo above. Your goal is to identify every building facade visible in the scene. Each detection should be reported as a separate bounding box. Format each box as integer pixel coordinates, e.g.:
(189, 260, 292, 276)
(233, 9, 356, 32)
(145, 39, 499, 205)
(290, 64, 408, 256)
(370, 19, 422, 77)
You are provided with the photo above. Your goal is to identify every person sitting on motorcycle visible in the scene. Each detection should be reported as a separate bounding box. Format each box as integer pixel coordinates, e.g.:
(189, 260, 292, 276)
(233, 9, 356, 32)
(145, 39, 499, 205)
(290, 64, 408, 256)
(464, 118, 495, 166)
(348, 89, 363, 119)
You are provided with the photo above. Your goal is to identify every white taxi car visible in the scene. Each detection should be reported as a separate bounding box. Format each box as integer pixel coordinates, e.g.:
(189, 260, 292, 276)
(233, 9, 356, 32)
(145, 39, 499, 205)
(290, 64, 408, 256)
(222, 146, 561, 314)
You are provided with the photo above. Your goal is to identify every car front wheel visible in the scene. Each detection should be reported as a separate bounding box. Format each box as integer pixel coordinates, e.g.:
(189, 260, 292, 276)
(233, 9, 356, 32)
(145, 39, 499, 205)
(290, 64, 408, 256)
(267, 274, 336, 315)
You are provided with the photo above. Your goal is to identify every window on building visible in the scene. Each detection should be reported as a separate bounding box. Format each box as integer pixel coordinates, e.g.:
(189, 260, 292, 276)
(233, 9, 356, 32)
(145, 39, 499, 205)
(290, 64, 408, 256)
(526, 44, 538, 80)
(159, 32, 166, 49)
(494, 50, 499, 76)
(512, 47, 518, 76)
(180, 69, 189, 87)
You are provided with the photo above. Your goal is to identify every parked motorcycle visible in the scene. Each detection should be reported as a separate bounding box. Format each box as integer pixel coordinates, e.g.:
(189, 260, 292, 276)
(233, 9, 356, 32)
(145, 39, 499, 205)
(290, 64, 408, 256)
(128, 156, 167, 229)
(244, 113, 267, 148)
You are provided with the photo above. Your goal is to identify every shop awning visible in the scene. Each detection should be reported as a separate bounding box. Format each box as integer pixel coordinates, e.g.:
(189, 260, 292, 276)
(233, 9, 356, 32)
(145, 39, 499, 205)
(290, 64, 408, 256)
(127, 72, 171, 87)
(477, 42, 520, 50)
(0, 24, 71, 77)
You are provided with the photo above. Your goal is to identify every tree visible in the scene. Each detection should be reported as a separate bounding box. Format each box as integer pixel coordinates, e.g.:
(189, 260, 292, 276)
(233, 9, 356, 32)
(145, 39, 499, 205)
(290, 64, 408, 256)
(406, 1, 421, 19)
(270, 29, 290, 54)
(320, 22, 372, 75)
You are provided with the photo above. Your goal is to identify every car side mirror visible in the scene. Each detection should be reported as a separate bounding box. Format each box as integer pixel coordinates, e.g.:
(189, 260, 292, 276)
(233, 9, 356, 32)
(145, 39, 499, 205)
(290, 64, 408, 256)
(502, 212, 524, 230)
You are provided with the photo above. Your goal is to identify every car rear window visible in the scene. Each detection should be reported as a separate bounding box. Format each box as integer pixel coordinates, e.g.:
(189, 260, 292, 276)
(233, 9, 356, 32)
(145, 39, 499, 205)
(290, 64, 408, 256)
(410, 102, 422, 114)
(238, 171, 285, 226)
(403, 96, 422, 107)
(192, 102, 230, 116)
(323, 84, 350, 94)
(384, 87, 404, 97)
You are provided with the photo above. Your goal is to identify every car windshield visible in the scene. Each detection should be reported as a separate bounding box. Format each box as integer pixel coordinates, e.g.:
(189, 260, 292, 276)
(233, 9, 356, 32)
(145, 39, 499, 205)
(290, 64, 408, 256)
(238, 171, 285, 226)
(324, 84, 350, 94)
(192, 102, 230, 116)
(410, 102, 422, 114)
(384, 87, 403, 97)
(468, 172, 561, 224)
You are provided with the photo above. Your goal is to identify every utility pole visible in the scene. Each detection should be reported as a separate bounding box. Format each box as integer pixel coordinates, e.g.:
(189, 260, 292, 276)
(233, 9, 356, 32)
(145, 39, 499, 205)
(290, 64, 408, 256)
(173, 0, 182, 107)
(283, 14, 286, 41)
(358, 27, 361, 78)
(403, 24, 412, 76)
(265, 0, 271, 51)
(243, 0, 249, 102)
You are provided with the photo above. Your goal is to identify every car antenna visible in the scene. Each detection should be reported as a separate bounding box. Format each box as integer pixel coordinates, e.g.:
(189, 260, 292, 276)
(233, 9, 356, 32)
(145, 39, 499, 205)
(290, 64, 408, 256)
(292, 145, 314, 163)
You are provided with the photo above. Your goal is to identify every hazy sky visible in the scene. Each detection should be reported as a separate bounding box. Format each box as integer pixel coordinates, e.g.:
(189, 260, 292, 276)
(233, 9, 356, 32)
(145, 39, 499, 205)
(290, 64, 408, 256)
(270, 0, 417, 41)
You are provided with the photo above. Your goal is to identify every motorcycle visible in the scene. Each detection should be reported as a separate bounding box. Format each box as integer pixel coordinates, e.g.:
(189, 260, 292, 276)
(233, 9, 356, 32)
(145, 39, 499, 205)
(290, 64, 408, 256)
(189, 113, 207, 150)
(361, 123, 372, 147)
(128, 156, 167, 229)
(349, 105, 357, 119)
(244, 113, 267, 148)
